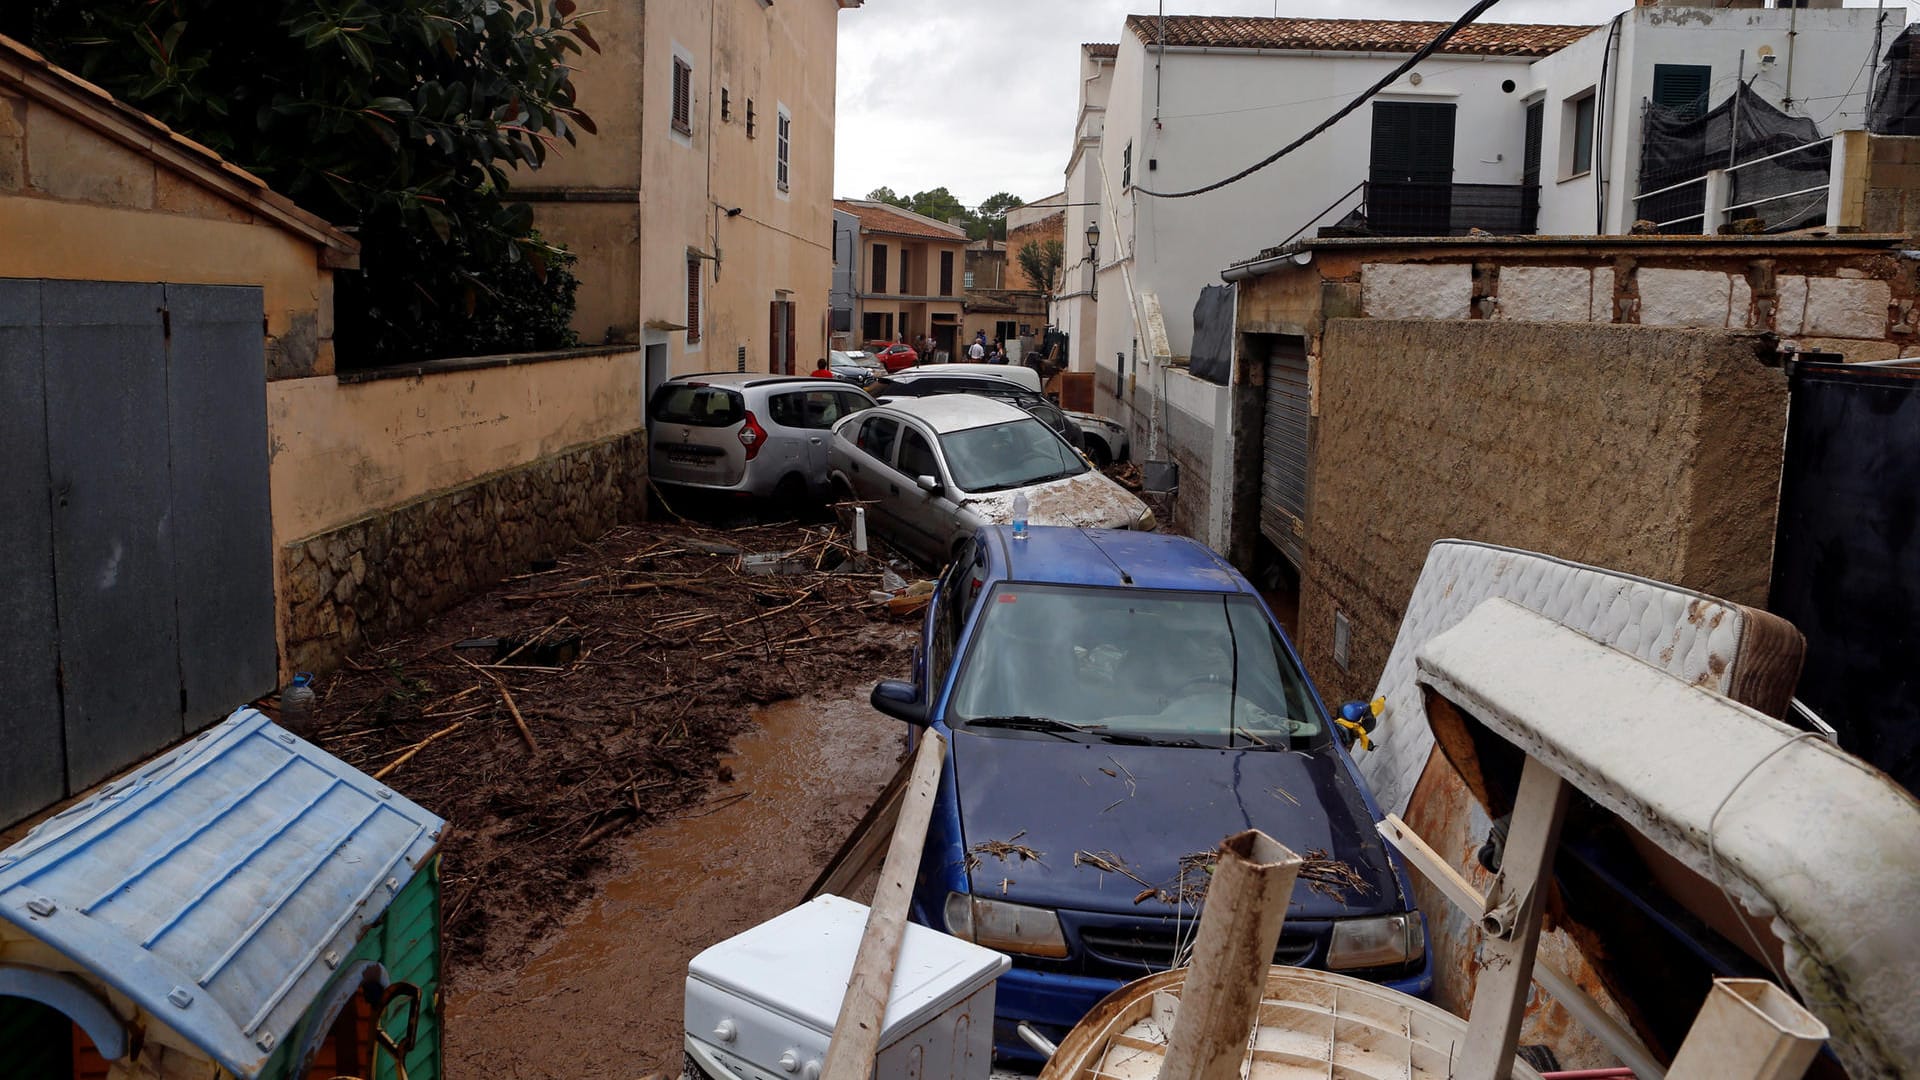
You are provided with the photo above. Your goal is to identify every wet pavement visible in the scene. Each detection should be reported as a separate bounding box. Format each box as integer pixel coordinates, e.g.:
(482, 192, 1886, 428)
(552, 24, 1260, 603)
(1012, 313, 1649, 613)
(445, 681, 909, 1079)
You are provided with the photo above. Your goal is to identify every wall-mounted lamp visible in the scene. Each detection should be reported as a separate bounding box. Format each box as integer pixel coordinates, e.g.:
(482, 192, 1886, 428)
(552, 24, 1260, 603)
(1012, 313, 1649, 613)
(1085, 220, 1101, 301)
(724, 206, 744, 217)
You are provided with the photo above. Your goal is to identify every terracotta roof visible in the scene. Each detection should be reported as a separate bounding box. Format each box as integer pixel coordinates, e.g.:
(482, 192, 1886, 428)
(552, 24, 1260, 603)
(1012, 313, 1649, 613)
(833, 199, 968, 241)
(1122, 15, 1593, 58)
(0, 33, 358, 264)
(1085, 43, 1119, 59)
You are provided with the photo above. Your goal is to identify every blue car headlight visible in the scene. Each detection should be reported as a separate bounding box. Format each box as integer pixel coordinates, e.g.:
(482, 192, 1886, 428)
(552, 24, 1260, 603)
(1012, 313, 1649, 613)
(944, 891, 1069, 959)
(1327, 913, 1425, 970)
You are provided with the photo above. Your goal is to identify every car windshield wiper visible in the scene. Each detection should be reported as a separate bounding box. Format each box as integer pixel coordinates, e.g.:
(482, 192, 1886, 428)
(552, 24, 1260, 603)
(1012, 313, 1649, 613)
(962, 715, 1091, 740)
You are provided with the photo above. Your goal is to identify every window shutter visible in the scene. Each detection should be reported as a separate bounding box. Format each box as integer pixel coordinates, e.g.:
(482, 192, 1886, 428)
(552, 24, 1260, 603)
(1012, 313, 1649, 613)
(940, 251, 954, 296)
(1523, 101, 1545, 187)
(672, 59, 692, 134)
(900, 248, 910, 295)
(777, 112, 791, 191)
(1653, 64, 1712, 121)
(872, 244, 887, 294)
(686, 257, 702, 344)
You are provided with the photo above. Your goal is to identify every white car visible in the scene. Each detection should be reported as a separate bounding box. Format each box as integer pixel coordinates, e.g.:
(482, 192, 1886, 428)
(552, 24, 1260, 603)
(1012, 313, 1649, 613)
(828, 397, 1154, 568)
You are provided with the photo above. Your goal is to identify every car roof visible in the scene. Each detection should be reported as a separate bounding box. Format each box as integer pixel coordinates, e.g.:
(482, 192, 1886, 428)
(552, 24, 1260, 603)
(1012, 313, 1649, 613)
(904, 363, 1043, 391)
(878, 395, 1029, 432)
(977, 526, 1250, 594)
(667, 372, 821, 389)
(884, 369, 1027, 389)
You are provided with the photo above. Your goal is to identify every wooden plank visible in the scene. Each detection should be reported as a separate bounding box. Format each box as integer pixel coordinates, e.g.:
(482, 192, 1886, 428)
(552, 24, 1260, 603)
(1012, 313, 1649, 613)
(819, 730, 948, 1080)
(805, 755, 912, 901)
(1453, 756, 1570, 1080)
(1377, 814, 1669, 1080)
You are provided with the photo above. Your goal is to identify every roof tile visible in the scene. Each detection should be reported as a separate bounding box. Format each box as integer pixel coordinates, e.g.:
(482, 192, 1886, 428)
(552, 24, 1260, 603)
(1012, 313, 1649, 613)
(1122, 14, 1593, 58)
(834, 199, 969, 241)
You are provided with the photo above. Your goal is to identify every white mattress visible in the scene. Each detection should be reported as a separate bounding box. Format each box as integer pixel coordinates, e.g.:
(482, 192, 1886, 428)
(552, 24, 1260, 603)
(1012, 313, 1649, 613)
(1357, 540, 1751, 817)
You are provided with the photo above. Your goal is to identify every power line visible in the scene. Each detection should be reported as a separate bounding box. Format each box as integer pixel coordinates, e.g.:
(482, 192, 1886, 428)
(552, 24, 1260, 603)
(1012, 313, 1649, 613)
(1133, 0, 1506, 200)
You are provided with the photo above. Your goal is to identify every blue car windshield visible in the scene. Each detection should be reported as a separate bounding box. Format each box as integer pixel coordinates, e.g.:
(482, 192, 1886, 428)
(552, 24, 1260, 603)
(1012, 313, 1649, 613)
(939, 418, 1087, 493)
(948, 584, 1329, 750)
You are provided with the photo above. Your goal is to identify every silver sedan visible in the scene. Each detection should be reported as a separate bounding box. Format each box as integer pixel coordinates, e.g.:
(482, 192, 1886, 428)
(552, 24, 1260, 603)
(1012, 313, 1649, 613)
(828, 396, 1155, 568)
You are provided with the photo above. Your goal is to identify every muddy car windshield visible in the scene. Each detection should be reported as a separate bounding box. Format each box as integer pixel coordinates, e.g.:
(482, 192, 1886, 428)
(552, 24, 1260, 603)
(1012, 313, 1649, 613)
(938, 418, 1087, 493)
(948, 585, 1327, 751)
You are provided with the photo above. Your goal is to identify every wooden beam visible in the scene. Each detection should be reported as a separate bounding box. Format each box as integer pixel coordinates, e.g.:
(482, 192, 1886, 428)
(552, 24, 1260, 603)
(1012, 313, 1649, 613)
(1454, 755, 1571, 1080)
(819, 730, 948, 1080)
(1377, 814, 1669, 1080)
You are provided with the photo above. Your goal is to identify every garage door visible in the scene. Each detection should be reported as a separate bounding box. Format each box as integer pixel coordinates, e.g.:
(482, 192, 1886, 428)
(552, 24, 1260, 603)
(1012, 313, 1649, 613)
(1259, 335, 1310, 569)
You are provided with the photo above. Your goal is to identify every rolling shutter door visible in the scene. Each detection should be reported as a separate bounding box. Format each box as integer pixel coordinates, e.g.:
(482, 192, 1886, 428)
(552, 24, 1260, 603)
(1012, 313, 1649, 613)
(1260, 336, 1311, 569)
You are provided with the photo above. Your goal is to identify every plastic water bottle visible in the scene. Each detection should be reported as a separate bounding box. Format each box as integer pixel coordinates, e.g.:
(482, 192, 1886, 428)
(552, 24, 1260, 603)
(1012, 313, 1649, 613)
(281, 673, 316, 736)
(1011, 493, 1030, 539)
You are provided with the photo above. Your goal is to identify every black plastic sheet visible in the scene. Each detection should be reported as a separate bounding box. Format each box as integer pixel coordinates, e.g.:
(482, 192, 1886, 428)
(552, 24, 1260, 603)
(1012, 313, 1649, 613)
(1638, 82, 1829, 233)
(1188, 284, 1235, 387)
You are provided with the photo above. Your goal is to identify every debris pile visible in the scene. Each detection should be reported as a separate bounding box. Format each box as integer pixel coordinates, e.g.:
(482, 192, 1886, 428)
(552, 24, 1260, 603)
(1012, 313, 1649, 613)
(298, 518, 913, 967)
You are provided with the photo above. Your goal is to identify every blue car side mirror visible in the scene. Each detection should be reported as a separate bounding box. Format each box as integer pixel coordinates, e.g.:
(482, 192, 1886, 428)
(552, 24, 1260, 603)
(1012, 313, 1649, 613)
(871, 679, 929, 727)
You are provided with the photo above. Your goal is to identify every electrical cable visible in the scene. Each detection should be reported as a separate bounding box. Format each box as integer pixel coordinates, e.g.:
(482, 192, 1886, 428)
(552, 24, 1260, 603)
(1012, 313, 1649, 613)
(1132, 0, 1506, 200)
(1706, 730, 1825, 991)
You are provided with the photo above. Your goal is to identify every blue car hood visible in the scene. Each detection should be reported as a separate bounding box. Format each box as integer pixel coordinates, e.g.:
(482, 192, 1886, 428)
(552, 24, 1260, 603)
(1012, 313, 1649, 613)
(951, 729, 1402, 919)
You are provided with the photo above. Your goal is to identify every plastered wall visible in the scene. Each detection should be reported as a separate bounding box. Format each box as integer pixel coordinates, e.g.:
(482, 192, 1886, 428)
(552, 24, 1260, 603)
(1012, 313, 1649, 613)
(1297, 319, 1787, 707)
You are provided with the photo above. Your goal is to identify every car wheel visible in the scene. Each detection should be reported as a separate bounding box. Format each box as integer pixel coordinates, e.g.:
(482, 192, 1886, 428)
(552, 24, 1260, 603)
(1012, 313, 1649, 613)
(772, 473, 813, 520)
(1085, 438, 1113, 469)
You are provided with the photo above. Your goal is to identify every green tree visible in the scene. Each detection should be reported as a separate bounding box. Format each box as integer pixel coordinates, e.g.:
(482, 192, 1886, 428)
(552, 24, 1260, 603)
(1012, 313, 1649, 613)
(975, 191, 1025, 241)
(2, 0, 598, 364)
(1016, 238, 1064, 294)
(867, 186, 909, 208)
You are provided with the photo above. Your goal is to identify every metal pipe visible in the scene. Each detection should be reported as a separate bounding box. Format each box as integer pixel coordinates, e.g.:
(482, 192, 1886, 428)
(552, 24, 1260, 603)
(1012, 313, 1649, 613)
(1016, 1022, 1058, 1059)
(1731, 51, 1745, 170)
(1724, 183, 1831, 214)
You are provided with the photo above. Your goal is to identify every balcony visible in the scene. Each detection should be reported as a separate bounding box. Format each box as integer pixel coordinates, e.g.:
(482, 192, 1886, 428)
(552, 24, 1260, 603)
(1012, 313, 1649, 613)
(1359, 180, 1540, 237)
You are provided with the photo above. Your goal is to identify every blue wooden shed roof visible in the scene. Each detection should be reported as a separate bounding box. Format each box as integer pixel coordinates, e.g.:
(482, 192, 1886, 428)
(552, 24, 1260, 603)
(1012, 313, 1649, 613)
(0, 708, 443, 1077)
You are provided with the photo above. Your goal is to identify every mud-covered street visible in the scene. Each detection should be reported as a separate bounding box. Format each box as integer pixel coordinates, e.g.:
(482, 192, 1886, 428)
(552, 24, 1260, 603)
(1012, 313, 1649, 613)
(444, 683, 908, 1079)
(300, 516, 919, 1076)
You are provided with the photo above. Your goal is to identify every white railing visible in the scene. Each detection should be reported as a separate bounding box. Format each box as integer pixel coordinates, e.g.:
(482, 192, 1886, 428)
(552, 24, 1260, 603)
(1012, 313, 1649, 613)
(1633, 137, 1833, 231)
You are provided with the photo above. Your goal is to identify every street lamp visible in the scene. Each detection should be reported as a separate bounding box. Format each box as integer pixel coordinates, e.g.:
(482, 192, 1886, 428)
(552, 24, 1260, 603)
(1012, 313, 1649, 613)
(1085, 220, 1100, 301)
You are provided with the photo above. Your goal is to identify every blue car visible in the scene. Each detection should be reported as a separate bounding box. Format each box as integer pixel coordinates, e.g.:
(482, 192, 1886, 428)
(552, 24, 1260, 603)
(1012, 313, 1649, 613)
(869, 526, 1430, 1063)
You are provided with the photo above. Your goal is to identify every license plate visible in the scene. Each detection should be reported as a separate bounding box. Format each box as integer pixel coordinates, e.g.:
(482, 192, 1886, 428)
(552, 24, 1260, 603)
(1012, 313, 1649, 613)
(666, 450, 713, 466)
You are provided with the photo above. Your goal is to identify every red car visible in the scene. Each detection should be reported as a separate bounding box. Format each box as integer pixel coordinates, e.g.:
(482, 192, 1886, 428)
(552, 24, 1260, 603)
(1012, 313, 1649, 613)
(872, 342, 920, 372)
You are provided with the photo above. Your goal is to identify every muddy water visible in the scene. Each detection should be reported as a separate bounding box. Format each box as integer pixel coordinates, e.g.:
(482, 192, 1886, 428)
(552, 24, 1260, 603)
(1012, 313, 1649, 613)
(446, 683, 908, 1079)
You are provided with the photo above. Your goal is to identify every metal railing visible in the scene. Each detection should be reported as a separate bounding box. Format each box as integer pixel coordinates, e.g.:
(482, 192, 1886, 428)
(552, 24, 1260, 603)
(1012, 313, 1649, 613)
(1635, 136, 1832, 232)
(1362, 180, 1540, 237)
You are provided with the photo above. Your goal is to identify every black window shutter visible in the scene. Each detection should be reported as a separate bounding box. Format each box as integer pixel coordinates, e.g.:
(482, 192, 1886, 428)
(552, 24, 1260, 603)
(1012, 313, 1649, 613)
(1653, 64, 1712, 120)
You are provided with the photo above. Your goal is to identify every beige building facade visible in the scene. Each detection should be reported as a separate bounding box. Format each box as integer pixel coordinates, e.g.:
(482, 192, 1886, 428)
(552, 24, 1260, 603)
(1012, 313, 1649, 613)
(835, 198, 968, 356)
(525, 0, 858, 386)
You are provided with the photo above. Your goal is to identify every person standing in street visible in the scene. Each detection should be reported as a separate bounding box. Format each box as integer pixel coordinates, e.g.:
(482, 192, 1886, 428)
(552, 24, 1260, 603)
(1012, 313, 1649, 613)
(811, 357, 836, 378)
(967, 336, 987, 361)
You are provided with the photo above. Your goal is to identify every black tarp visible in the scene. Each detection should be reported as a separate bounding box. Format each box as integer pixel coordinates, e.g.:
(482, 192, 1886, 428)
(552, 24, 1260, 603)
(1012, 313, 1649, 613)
(1189, 284, 1235, 386)
(1638, 82, 1829, 233)
(1869, 25, 1920, 136)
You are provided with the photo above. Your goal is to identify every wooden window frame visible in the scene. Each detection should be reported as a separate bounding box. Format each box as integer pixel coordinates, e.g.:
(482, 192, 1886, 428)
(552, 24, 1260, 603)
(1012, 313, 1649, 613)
(671, 57, 693, 137)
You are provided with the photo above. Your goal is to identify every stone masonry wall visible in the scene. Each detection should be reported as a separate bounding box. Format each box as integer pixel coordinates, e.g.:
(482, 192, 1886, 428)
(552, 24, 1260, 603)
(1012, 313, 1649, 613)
(281, 431, 647, 672)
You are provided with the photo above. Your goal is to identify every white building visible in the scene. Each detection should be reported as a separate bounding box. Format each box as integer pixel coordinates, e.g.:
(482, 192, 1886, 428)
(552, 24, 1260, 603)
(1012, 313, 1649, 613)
(1054, 2, 1899, 551)
(1531, 1, 1897, 235)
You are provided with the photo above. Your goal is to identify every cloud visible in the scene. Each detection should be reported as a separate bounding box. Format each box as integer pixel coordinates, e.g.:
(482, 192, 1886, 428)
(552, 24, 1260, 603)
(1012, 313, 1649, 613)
(833, 0, 1629, 207)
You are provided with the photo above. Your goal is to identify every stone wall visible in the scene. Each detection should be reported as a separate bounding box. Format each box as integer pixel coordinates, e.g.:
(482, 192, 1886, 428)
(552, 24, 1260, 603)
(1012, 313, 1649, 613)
(1298, 319, 1788, 707)
(281, 431, 647, 672)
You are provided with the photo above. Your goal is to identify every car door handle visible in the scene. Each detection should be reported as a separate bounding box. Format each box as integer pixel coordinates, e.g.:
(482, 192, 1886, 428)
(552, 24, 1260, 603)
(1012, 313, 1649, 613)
(809, 437, 822, 445)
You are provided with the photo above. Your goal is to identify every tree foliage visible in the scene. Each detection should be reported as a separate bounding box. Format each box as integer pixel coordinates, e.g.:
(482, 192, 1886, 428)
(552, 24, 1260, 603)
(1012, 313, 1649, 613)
(1016, 238, 1065, 294)
(865, 185, 1025, 241)
(2, 0, 599, 364)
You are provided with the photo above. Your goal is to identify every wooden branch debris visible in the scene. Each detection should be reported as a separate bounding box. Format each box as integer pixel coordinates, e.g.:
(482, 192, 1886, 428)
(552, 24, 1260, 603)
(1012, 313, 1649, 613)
(373, 721, 466, 781)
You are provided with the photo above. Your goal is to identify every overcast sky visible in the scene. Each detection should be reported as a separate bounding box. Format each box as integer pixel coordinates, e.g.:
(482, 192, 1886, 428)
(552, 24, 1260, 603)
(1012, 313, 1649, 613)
(833, 0, 1910, 209)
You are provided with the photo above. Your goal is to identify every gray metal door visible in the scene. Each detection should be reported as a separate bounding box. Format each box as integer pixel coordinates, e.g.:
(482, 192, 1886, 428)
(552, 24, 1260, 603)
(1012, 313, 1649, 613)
(0, 280, 64, 822)
(1260, 335, 1311, 570)
(0, 279, 276, 823)
(43, 282, 180, 791)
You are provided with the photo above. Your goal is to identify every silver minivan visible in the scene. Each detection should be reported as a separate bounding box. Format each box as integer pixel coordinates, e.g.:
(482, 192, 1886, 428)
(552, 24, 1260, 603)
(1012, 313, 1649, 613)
(648, 373, 876, 503)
